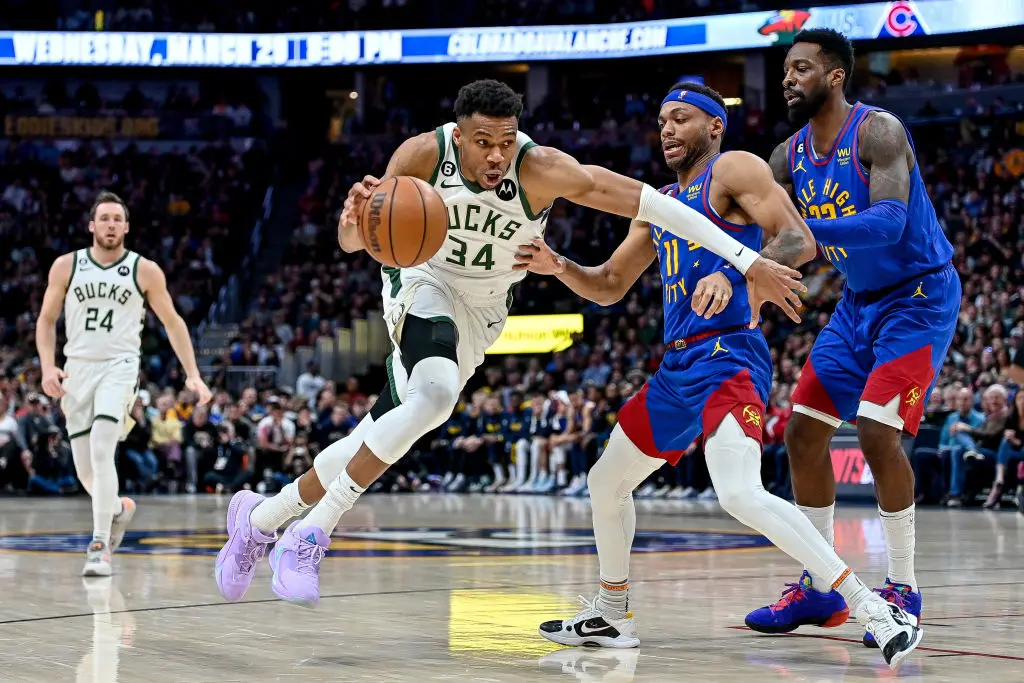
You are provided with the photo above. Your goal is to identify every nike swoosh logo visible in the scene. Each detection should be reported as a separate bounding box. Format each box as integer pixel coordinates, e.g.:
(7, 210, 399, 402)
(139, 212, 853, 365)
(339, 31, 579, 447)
(576, 621, 616, 636)
(440, 182, 462, 189)
(486, 321, 501, 328)
(349, 486, 362, 494)
(734, 247, 745, 257)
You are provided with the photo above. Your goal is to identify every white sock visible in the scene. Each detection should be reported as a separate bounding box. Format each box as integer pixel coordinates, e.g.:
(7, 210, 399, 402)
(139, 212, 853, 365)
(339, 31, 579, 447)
(89, 420, 123, 543)
(797, 503, 836, 592)
(249, 481, 309, 535)
(597, 578, 630, 620)
(588, 426, 662, 620)
(879, 504, 917, 590)
(303, 470, 365, 534)
(833, 569, 877, 616)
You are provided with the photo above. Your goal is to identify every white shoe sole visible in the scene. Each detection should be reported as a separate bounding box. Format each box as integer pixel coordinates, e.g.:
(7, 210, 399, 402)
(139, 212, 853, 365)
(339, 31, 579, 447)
(886, 626, 923, 671)
(538, 627, 640, 648)
(82, 562, 112, 577)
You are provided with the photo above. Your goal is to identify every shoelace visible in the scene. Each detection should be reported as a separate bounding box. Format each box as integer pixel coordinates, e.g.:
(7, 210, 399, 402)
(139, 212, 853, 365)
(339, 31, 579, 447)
(770, 582, 807, 612)
(238, 538, 267, 574)
(874, 585, 908, 610)
(865, 602, 906, 644)
(296, 540, 326, 576)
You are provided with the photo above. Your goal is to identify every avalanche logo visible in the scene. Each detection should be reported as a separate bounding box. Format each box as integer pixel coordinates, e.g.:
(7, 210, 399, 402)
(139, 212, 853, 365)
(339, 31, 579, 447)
(0, 527, 772, 557)
(877, 1, 929, 38)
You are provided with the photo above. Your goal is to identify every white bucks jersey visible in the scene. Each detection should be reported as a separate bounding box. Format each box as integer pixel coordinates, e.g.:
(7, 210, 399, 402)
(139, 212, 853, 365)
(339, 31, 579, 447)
(422, 122, 549, 298)
(63, 249, 146, 361)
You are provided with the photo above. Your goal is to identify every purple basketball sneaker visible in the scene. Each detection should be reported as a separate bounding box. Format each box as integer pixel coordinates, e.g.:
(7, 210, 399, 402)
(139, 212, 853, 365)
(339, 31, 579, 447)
(215, 491, 276, 601)
(269, 521, 331, 608)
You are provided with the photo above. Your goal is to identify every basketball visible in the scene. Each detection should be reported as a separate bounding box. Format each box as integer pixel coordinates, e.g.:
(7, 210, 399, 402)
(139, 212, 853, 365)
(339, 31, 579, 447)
(359, 176, 448, 268)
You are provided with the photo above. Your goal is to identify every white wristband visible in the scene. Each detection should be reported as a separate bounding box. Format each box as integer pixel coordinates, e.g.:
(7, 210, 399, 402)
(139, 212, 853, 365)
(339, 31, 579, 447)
(636, 183, 760, 275)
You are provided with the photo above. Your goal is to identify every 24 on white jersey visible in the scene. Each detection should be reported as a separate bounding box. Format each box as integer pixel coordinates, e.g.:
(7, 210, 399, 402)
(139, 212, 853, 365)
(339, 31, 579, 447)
(413, 122, 550, 299)
(62, 249, 146, 361)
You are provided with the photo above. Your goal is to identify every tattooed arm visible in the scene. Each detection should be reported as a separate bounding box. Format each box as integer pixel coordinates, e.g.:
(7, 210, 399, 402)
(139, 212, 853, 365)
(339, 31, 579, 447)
(714, 150, 816, 268)
(768, 137, 795, 200)
(801, 112, 911, 248)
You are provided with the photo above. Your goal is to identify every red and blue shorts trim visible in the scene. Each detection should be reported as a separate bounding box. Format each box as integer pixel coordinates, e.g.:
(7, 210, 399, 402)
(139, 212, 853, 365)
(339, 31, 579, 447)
(791, 265, 959, 436)
(618, 332, 772, 464)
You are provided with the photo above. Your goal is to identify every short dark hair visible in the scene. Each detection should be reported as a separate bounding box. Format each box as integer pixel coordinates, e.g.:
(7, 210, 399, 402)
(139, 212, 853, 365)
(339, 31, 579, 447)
(793, 28, 855, 88)
(453, 79, 523, 121)
(90, 191, 130, 221)
(666, 81, 726, 110)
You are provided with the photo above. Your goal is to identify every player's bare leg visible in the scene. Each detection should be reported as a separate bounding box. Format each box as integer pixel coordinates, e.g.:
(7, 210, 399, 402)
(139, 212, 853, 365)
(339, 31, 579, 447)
(855, 411, 921, 648)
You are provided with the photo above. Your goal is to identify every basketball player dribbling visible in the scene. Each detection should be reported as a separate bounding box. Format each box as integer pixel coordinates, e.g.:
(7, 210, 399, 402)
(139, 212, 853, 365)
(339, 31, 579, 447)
(520, 81, 922, 669)
(36, 191, 212, 576)
(215, 79, 807, 607)
(744, 29, 959, 646)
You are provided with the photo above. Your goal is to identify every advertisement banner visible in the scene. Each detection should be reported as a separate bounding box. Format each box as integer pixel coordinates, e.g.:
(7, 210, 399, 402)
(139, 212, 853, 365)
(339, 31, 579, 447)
(0, 1, 1021, 68)
(3, 114, 160, 138)
(486, 314, 584, 355)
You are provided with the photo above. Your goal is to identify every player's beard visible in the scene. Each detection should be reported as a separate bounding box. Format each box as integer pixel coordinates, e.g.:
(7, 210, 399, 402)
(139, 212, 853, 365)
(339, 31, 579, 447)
(787, 83, 829, 123)
(95, 234, 125, 252)
(665, 127, 713, 174)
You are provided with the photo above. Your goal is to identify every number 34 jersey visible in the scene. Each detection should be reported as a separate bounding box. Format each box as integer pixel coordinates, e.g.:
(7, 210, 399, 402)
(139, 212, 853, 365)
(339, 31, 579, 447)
(420, 122, 550, 299)
(63, 249, 146, 361)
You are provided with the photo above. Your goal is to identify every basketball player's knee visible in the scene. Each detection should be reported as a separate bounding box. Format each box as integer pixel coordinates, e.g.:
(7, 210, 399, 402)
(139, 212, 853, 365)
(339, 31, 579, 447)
(409, 370, 460, 430)
(856, 418, 903, 462)
(784, 416, 829, 468)
(586, 457, 617, 506)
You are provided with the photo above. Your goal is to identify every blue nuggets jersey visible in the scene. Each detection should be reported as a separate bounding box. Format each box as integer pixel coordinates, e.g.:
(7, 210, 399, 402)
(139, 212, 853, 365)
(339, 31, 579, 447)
(653, 154, 765, 344)
(789, 103, 953, 292)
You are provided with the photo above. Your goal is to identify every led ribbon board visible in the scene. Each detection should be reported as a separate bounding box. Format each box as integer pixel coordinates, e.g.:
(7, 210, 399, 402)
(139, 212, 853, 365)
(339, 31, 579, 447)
(0, 1, 1019, 67)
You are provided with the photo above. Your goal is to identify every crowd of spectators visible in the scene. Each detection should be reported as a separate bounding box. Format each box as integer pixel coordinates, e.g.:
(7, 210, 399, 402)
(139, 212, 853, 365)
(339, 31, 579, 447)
(2, 61, 1023, 511)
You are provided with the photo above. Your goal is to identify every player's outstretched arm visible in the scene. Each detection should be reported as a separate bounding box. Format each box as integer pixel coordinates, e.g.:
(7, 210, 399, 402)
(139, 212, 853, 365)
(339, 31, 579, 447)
(519, 146, 806, 318)
(138, 259, 212, 405)
(520, 146, 762, 273)
(338, 131, 440, 252)
(36, 254, 73, 398)
(802, 112, 911, 248)
(513, 221, 656, 306)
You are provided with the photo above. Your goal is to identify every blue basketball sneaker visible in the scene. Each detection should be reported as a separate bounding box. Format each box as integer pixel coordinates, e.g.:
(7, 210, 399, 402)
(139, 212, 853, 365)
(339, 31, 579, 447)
(863, 580, 921, 648)
(745, 571, 850, 633)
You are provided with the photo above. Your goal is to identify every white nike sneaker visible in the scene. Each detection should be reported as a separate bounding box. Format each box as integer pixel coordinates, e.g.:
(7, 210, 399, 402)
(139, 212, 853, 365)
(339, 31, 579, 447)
(539, 596, 640, 648)
(109, 497, 136, 553)
(857, 598, 923, 670)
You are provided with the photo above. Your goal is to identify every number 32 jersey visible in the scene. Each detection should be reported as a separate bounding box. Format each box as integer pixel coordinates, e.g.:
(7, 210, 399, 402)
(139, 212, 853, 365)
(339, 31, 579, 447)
(421, 122, 550, 299)
(63, 249, 146, 361)
(787, 102, 952, 292)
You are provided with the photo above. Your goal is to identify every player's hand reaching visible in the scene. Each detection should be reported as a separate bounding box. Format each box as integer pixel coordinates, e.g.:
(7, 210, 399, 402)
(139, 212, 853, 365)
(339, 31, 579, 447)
(41, 366, 68, 399)
(339, 175, 382, 230)
(514, 238, 566, 274)
(745, 257, 806, 327)
(691, 272, 732, 319)
(185, 375, 212, 406)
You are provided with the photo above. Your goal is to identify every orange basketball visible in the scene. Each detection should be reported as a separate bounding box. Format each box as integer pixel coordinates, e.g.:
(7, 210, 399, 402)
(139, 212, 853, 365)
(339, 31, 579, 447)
(359, 176, 448, 268)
